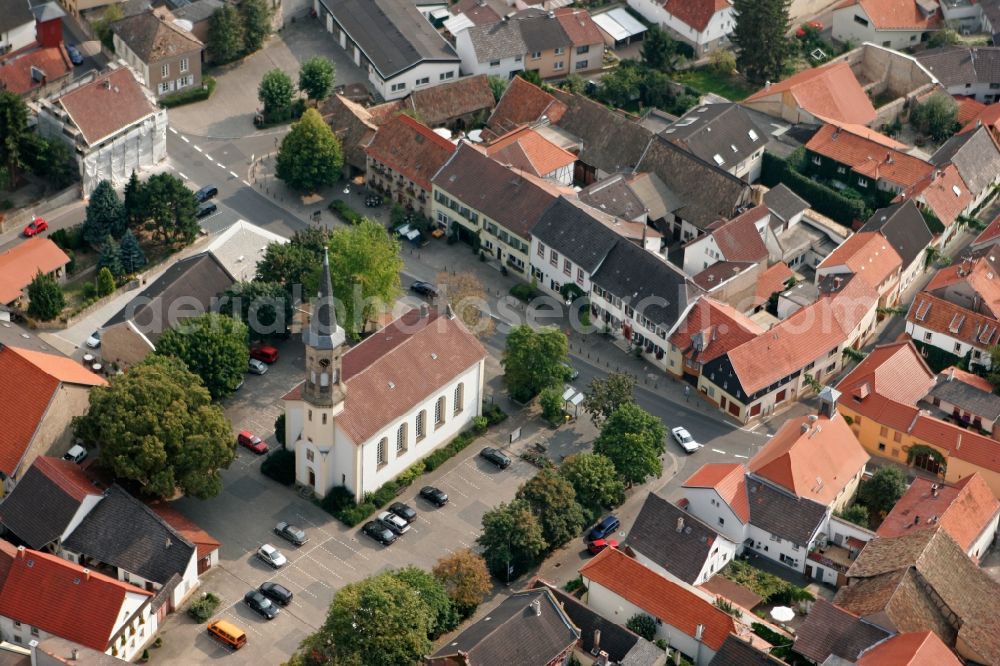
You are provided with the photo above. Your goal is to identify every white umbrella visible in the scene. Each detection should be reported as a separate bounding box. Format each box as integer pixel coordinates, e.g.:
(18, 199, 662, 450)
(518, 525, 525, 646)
(770, 606, 795, 623)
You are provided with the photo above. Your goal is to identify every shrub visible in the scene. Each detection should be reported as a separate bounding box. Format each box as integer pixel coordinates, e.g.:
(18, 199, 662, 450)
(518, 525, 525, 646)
(721, 560, 814, 604)
(159, 76, 217, 108)
(472, 415, 488, 434)
(260, 448, 296, 486)
(540, 386, 565, 424)
(626, 613, 657, 641)
(329, 199, 365, 225)
(49, 225, 85, 251)
(320, 485, 356, 513)
(564, 576, 583, 593)
(510, 283, 538, 302)
(187, 592, 221, 623)
(482, 401, 507, 425)
(274, 413, 286, 446)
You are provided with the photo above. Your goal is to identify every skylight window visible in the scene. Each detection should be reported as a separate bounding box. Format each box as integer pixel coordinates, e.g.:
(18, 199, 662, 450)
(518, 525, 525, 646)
(713, 154, 725, 166)
(748, 129, 759, 141)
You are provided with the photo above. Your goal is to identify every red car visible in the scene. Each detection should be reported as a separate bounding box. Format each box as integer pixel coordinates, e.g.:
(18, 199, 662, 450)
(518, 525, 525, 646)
(238, 430, 269, 454)
(250, 344, 279, 364)
(23, 218, 48, 237)
(588, 538, 619, 555)
(795, 20, 823, 37)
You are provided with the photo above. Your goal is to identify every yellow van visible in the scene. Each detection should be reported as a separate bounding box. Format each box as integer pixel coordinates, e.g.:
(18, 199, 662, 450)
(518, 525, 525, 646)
(207, 619, 247, 650)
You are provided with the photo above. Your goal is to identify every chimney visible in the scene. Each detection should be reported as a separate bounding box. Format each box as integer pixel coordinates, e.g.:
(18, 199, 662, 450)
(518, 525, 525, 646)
(801, 422, 810, 433)
(71, 648, 78, 660)
(695, 624, 705, 641)
(593, 629, 602, 652)
(16, 545, 24, 558)
(885, 152, 893, 164)
(931, 483, 939, 497)
(445, 302, 455, 319)
(531, 598, 541, 616)
(83, 568, 91, 580)
(419, 303, 429, 318)
(914, 515, 920, 525)
(676, 517, 685, 532)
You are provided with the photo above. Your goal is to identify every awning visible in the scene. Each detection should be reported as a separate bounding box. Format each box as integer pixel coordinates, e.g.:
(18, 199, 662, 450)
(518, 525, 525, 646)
(593, 8, 647, 42)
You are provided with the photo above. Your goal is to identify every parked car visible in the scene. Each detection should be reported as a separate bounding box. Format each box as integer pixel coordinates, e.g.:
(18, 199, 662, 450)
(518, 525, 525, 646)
(795, 20, 823, 37)
(409, 281, 438, 298)
(238, 430, 268, 455)
(671, 426, 702, 454)
(248, 358, 268, 375)
(259, 581, 293, 606)
(63, 444, 87, 464)
(588, 538, 618, 555)
(378, 510, 410, 535)
(362, 520, 397, 545)
(389, 502, 417, 524)
(194, 185, 218, 203)
(479, 447, 511, 469)
(419, 486, 449, 507)
(560, 362, 579, 381)
(85, 330, 101, 348)
(66, 43, 84, 65)
(274, 522, 308, 546)
(588, 515, 620, 542)
(23, 218, 48, 237)
(250, 345, 279, 363)
(196, 201, 218, 218)
(256, 544, 287, 568)
(244, 590, 280, 620)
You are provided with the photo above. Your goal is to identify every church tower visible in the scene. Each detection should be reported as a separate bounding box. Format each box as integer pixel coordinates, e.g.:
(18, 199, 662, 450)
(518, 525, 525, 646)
(302, 249, 346, 412)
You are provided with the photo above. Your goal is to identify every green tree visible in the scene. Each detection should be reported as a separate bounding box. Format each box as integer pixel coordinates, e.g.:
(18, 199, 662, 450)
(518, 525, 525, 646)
(259, 68, 295, 122)
(96, 266, 116, 297)
(208, 5, 245, 64)
(98, 234, 123, 279)
(92, 4, 122, 50)
(583, 372, 636, 427)
(390, 566, 456, 638)
(909, 92, 960, 142)
(73, 355, 235, 499)
(501, 325, 569, 402)
(275, 108, 343, 191)
(477, 499, 548, 579)
(857, 466, 908, 517)
(539, 386, 565, 423)
(218, 280, 292, 340)
(559, 74, 586, 94)
(26, 271, 65, 321)
(327, 219, 403, 338)
(598, 60, 644, 109)
(299, 56, 335, 103)
(0, 91, 28, 188)
(516, 468, 587, 549)
(22, 134, 76, 189)
(708, 49, 737, 76)
(119, 229, 146, 274)
(142, 173, 199, 243)
(928, 27, 960, 48)
(593, 402, 666, 486)
(155, 313, 250, 399)
(238, 0, 272, 53)
(732, 0, 793, 84)
(488, 75, 508, 102)
(560, 453, 625, 521)
(641, 27, 684, 73)
(626, 613, 657, 641)
(84, 180, 126, 245)
(837, 504, 870, 529)
(518, 70, 542, 86)
(432, 550, 492, 615)
(256, 231, 327, 298)
(123, 170, 147, 231)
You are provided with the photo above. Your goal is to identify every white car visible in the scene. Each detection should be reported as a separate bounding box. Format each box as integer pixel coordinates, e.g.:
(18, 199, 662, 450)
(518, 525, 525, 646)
(257, 544, 287, 568)
(85, 330, 101, 348)
(248, 358, 268, 375)
(63, 444, 88, 464)
(378, 510, 410, 535)
(672, 426, 702, 454)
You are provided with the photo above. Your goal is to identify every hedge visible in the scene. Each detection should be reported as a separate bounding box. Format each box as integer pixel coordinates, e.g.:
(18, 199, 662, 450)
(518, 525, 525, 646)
(261, 448, 296, 486)
(482, 401, 507, 426)
(159, 77, 216, 108)
(187, 593, 221, 623)
(721, 559, 814, 604)
(329, 199, 364, 225)
(760, 152, 868, 227)
(510, 283, 539, 302)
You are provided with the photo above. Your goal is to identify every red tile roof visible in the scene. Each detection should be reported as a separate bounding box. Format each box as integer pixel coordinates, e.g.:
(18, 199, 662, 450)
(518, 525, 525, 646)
(683, 462, 750, 522)
(856, 631, 962, 665)
(0, 237, 71, 304)
(955, 96, 988, 125)
(487, 76, 567, 136)
(749, 413, 869, 505)
(907, 293, 1000, 350)
(57, 67, 157, 147)
(940, 366, 994, 393)
(836, 0, 942, 30)
(656, 0, 731, 32)
(806, 124, 934, 189)
(818, 231, 902, 290)
(961, 103, 1000, 134)
(926, 252, 1000, 315)
(972, 212, 1000, 248)
(0, 546, 151, 652)
(669, 296, 764, 366)
(363, 114, 456, 191)
(485, 127, 576, 178)
(32, 456, 102, 502)
(578, 548, 736, 651)
(745, 62, 876, 126)
(0, 346, 106, 477)
(707, 205, 770, 263)
(149, 503, 221, 560)
(896, 163, 971, 230)
(554, 8, 604, 45)
(0, 45, 72, 96)
(755, 262, 795, 306)
(837, 340, 936, 405)
(877, 475, 999, 556)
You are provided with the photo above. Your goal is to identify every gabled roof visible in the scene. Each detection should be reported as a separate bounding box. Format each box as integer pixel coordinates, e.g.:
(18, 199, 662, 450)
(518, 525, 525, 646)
(485, 126, 577, 177)
(916, 46, 1000, 88)
(971, 213, 1000, 249)
(835, 0, 941, 30)
(806, 123, 933, 188)
(0, 456, 103, 550)
(683, 462, 749, 523)
(704, 205, 770, 263)
(530, 195, 622, 273)
(762, 183, 809, 225)
(205, 219, 289, 282)
(553, 7, 604, 45)
(744, 61, 877, 126)
(929, 366, 1000, 421)
(321, 94, 379, 170)
(856, 631, 963, 666)
(625, 171, 683, 220)
(578, 174, 648, 220)
(364, 113, 456, 191)
(515, 8, 571, 52)
(578, 548, 736, 652)
(0, 346, 106, 478)
(897, 162, 971, 229)
(907, 292, 1000, 350)
(663, 103, 766, 171)
(62, 485, 196, 586)
(669, 296, 764, 366)
(836, 340, 936, 405)
(0, 0, 34, 33)
(466, 18, 528, 62)
(56, 67, 158, 148)
(149, 503, 221, 561)
(627, 493, 728, 584)
(487, 76, 567, 136)
(656, 0, 732, 32)
(755, 261, 795, 306)
(708, 635, 786, 666)
(691, 260, 756, 293)
(405, 73, 495, 127)
(746, 477, 828, 545)
(170, 0, 222, 23)
(859, 199, 933, 268)
(877, 475, 1000, 556)
(793, 598, 891, 663)
(817, 231, 902, 289)
(0, 44, 73, 96)
(930, 125, 1000, 197)
(748, 413, 869, 505)
(0, 545, 151, 652)
(0, 237, 70, 304)
(111, 9, 203, 63)
(925, 246, 1000, 316)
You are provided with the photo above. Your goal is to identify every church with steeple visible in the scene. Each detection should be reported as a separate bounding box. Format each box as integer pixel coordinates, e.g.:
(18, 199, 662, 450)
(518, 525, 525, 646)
(281, 251, 488, 501)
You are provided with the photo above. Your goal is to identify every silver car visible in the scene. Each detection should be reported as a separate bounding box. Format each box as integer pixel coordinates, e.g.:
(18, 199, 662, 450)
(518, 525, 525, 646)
(257, 543, 287, 568)
(248, 358, 268, 375)
(378, 510, 411, 535)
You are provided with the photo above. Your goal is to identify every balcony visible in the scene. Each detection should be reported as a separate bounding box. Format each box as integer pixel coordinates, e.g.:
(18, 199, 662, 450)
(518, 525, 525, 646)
(807, 542, 854, 574)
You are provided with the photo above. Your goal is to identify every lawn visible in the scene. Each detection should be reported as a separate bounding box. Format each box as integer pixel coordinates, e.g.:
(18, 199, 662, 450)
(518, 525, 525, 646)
(673, 67, 757, 101)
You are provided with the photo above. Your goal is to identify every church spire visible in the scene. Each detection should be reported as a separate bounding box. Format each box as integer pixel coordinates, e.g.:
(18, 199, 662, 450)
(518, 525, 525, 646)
(304, 249, 344, 351)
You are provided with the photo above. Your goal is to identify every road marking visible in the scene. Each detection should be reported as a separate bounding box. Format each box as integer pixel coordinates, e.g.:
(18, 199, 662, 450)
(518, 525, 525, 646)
(733, 454, 748, 459)
(711, 448, 725, 454)
(181, 135, 189, 143)
(178, 172, 188, 181)
(205, 154, 213, 160)
(217, 162, 225, 169)
(242, 179, 251, 187)
(230, 170, 239, 178)
(169, 127, 177, 134)
(194, 145, 202, 153)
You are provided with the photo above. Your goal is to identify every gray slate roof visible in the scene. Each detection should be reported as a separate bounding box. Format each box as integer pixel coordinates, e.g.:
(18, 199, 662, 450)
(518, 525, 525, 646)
(793, 598, 890, 663)
(626, 493, 725, 584)
(62, 485, 196, 585)
(111, 10, 203, 63)
(763, 183, 809, 226)
(930, 125, 1000, 198)
(663, 103, 766, 173)
(709, 635, 787, 666)
(0, 461, 101, 550)
(171, 0, 223, 24)
(860, 199, 933, 268)
(930, 373, 1000, 420)
(0, 0, 34, 34)
(318, 0, 458, 78)
(31, 2, 65, 23)
(531, 196, 622, 273)
(746, 478, 827, 546)
(916, 46, 1000, 87)
(578, 174, 648, 221)
(514, 8, 570, 52)
(550, 88, 655, 174)
(467, 19, 527, 62)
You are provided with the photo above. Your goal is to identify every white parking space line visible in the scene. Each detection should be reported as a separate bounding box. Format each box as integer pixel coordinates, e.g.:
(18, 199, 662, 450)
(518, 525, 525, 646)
(243, 179, 251, 186)
(217, 162, 225, 169)
(711, 448, 725, 454)
(734, 454, 748, 459)
(181, 135, 189, 143)
(205, 154, 213, 161)
(169, 127, 177, 134)
(230, 170, 239, 178)
(194, 145, 202, 153)
(178, 172, 188, 181)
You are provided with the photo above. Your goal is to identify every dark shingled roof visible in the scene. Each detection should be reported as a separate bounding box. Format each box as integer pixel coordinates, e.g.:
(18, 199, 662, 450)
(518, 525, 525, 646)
(860, 199, 933, 268)
(530, 196, 621, 273)
(170, 0, 223, 23)
(746, 479, 827, 546)
(930, 125, 1000, 198)
(0, 0, 34, 35)
(63, 486, 196, 586)
(929, 372, 1000, 421)
(627, 493, 725, 584)
(405, 74, 495, 127)
(578, 174, 648, 221)
(111, 10, 203, 63)
(663, 103, 766, 173)
(514, 8, 571, 53)
(317, 0, 458, 78)
(428, 589, 580, 666)
(709, 635, 786, 666)
(793, 598, 890, 663)
(916, 46, 1000, 88)
(763, 183, 809, 226)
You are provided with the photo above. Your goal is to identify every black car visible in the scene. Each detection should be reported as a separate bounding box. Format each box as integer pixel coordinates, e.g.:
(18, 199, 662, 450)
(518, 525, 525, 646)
(410, 281, 438, 298)
(196, 201, 218, 218)
(362, 520, 397, 545)
(274, 522, 308, 546)
(259, 581, 293, 606)
(419, 486, 449, 507)
(244, 590, 280, 620)
(588, 515, 621, 542)
(389, 501, 417, 524)
(480, 447, 511, 469)
(194, 185, 219, 203)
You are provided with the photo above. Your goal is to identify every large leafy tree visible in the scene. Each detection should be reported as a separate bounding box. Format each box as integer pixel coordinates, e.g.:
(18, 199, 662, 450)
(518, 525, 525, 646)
(909, 93, 960, 142)
(593, 402, 666, 486)
(84, 180, 126, 245)
(0, 91, 28, 188)
(299, 56, 335, 103)
(218, 280, 292, 340)
(73, 355, 235, 499)
(259, 68, 295, 122)
(477, 499, 548, 579)
(276, 108, 344, 191)
(560, 453, 625, 521)
(26, 271, 65, 321)
(155, 313, 250, 399)
(142, 173, 199, 243)
(327, 219, 403, 338)
(119, 229, 146, 274)
(208, 4, 245, 64)
(857, 467, 908, 518)
(390, 566, 457, 638)
(583, 371, 636, 427)
(516, 468, 587, 549)
(732, 0, 793, 84)
(238, 0, 271, 53)
(256, 230, 327, 299)
(432, 550, 492, 614)
(502, 325, 568, 402)
(21, 134, 76, 189)
(641, 27, 684, 73)
(436, 271, 494, 338)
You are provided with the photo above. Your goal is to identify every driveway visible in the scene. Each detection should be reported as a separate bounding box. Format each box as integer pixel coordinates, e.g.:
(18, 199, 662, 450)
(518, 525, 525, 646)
(167, 20, 370, 139)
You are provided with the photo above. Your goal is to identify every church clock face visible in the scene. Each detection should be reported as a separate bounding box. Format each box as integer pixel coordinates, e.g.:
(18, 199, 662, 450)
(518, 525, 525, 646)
(319, 359, 330, 369)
